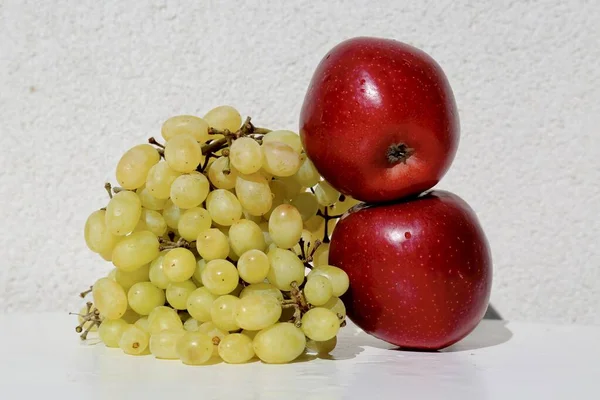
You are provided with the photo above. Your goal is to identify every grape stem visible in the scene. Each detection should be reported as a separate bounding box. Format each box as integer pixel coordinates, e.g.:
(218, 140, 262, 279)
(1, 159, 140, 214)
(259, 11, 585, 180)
(104, 183, 113, 199)
(69, 301, 103, 340)
(281, 281, 311, 327)
(158, 237, 195, 251)
(79, 286, 93, 298)
(316, 208, 344, 244)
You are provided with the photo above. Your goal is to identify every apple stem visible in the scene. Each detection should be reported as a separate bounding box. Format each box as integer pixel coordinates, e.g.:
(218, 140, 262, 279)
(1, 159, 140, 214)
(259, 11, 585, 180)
(386, 143, 415, 164)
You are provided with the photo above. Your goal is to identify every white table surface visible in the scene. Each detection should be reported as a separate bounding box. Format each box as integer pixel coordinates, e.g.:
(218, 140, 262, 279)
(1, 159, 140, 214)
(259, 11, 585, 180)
(0, 313, 598, 399)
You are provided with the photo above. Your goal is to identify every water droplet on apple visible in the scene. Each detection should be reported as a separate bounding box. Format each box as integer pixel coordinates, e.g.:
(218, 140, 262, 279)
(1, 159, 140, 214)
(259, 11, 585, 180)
(404, 232, 412, 239)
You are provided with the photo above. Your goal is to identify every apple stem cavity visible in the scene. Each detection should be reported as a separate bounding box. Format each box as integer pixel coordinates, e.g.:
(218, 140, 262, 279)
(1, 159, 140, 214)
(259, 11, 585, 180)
(386, 143, 415, 165)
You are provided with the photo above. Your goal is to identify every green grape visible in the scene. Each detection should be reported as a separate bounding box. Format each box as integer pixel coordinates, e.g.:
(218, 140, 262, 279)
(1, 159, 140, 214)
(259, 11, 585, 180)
(196, 321, 227, 352)
(240, 282, 283, 302)
(303, 275, 333, 306)
(92, 277, 127, 320)
(207, 156, 238, 190)
(134, 317, 150, 334)
(166, 280, 197, 310)
(262, 141, 301, 177)
(265, 180, 287, 219)
(228, 219, 266, 257)
(210, 295, 241, 331)
(241, 329, 258, 340)
(161, 115, 210, 142)
(177, 207, 212, 241)
(98, 319, 129, 348)
(186, 287, 216, 322)
(116, 144, 160, 190)
(313, 242, 330, 266)
(328, 195, 360, 215)
(253, 323, 306, 364)
(119, 325, 149, 355)
(293, 157, 320, 188)
(201, 259, 239, 295)
(105, 190, 142, 236)
(229, 137, 262, 174)
(322, 296, 346, 320)
(306, 336, 337, 354)
(261, 130, 302, 153)
(195, 228, 229, 261)
(235, 294, 281, 331)
(203, 105, 242, 132)
(107, 268, 118, 281)
(268, 204, 303, 249)
(164, 133, 203, 173)
(193, 259, 207, 285)
(314, 181, 340, 207)
(148, 306, 183, 334)
(127, 282, 166, 315)
(146, 161, 181, 200)
(115, 263, 150, 292)
(243, 210, 263, 224)
(266, 248, 305, 291)
(176, 332, 214, 365)
(237, 249, 270, 284)
(184, 318, 201, 332)
(121, 308, 141, 324)
(149, 251, 170, 289)
(84, 210, 120, 254)
(149, 329, 185, 359)
(162, 199, 182, 229)
(99, 249, 114, 262)
(170, 172, 210, 209)
(235, 173, 272, 216)
(205, 189, 242, 226)
(162, 248, 196, 282)
(308, 265, 349, 297)
(259, 222, 273, 247)
(290, 192, 319, 222)
(112, 231, 160, 272)
(136, 186, 167, 211)
(278, 176, 304, 199)
(135, 209, 167, 236)
(301, 307, 340, 341)
(218, 333, 255, 364)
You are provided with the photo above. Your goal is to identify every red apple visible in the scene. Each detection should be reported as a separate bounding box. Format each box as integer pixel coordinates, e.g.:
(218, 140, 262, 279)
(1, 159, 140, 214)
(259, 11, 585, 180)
(300, 37, 459, 202)
(329, 190, 492, 350)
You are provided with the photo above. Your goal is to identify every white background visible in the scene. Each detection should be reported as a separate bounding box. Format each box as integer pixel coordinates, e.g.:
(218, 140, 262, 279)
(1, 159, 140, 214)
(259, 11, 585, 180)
(0, 1, 598, 324)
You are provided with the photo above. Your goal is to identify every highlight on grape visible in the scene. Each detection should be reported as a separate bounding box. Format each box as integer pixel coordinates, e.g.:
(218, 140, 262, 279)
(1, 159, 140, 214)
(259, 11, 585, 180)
(75, 106, 358, 364)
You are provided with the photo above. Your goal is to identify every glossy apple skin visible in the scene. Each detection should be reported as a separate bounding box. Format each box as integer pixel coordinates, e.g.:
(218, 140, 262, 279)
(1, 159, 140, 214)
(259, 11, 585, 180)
(329, 190, 492, 350)
(300, 37, 459, 202)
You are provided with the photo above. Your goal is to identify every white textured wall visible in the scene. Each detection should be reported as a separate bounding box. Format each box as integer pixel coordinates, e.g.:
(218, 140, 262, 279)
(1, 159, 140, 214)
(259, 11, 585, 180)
(1, 1, 598, 324)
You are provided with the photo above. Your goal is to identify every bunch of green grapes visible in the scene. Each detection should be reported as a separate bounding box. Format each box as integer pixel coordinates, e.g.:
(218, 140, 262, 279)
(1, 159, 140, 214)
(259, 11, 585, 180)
(77, 105, 359, 365)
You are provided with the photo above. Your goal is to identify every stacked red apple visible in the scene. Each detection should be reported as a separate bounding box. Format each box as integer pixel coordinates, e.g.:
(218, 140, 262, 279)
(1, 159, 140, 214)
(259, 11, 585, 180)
(300, 37, 492, 350)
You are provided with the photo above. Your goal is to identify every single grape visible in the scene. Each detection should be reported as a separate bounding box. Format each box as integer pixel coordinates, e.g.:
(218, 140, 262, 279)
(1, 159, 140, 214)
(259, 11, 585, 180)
(312, 242, 330, 267)
(148, 251, 170, 289)
(210, 295, 241, 332)
(170, 172, 210, 209)
(253, 323, 306, 364)
(107, 268, 118, 280)
(229, 137, 262, 174)
(134, 317, 150, 334)
(265, 180, 287, 219)
(116, 144, 160, 190)
(218, 333, 255, 364)
(241, 329, 259, 340)
(184, 318, 201, 332)
(135, 209, 167, 237)
(176, 332, 214, 365)
(306, 336, 337, 355)
(112, 231, 160, 272)
(146, 161, 181, 200)
(121, 308, 141, 324)
(162, 248, 196, 283)
(322, 296, 346, 320)
(205, 189, 242, 226)
(119, 325, 149, 355)
(258, 221, 273, 247)
(201, 259, 239, 295)
(237, 249, 270, 284)
(99, 249, 114, 262)
(161, 115, 210, 142)
(261, 130, 302, 153)
(195, 228, 230, 261)
(301, 307, 340, 341)
(98, 319, 129, 348)
(290, 192, 319, 222)
(308, 265, 349, 297)
(203, 105, 242, 132)
(228, 219, 266, 257)
(293, 157, 320, 188)
(92, 277, 127, 320)
(166, 280, 197, 310)
(239, 282, 284, 302)
(115, 263, 150, 292)
(235, 173, 272, 216)
(193, 259, 207, 285)
(177, 207, 212, 241)
(105, 190, 142, 236)
(304, 275, 333, 306)
(207, 156, 238, 190)
(235, 294, 281, 331)
(150, 329, 185, 359)
(266, 248, 305, 291)
(148, 306, 184, 334)
(164, 133, 203, 173)
(314, 181, 340, 207)
(162, 199, 182, 229)
(127, 282, 166, 315)
(278, 176, 304, 199)
(268, 204, 303, 249)
(84, 210, 120, 254)
(196, 321, 227, 355)
(261, 141, 301, 177)
(187, 287, 217, 322)
(136, 186, 168, 211)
